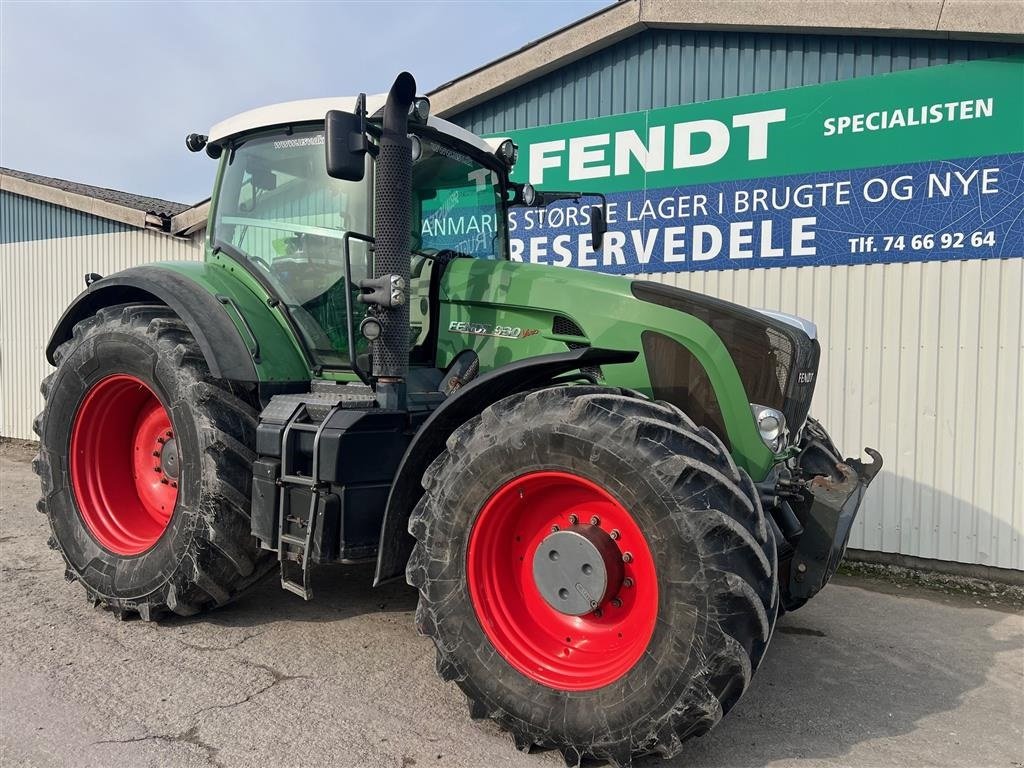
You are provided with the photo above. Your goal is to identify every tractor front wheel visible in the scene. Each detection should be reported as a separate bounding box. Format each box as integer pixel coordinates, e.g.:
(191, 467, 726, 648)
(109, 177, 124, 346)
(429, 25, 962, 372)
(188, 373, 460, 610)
(34, 304, 273, 619)
(407, 386, 778, 766)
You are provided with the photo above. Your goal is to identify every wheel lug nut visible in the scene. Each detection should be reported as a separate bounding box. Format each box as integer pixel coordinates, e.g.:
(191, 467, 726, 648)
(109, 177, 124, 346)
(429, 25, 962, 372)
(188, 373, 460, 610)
(165, 430, 173, 438)
(170, 481, 177, 489)
(551, 524, 560, 532)
(593, 608, 602, 618)
(610, 529, 620, 540)
(622, 552, 633, 563)
(567, 514, 578, 525)
(590, 515, 600, 526)
(611, 598, 622, 608)
(153, 466, 162, 473)
(160, 478, 169, 485)
(156, 437, 166, 444)
(152, 450, 161, 457)
(624, 577, 634, 588)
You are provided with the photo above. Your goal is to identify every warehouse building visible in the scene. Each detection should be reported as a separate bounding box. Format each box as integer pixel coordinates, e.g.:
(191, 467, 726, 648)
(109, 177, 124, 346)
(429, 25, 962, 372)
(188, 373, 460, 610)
(1, 1, 1021, 577)
(0, 169, 205, 440)
(427, 1, 1023, 576)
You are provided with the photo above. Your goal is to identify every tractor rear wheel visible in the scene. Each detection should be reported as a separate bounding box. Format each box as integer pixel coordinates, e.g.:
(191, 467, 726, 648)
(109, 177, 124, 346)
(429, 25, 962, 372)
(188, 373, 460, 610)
(33, 304, 273, 619)
(407, 386, 778, 766)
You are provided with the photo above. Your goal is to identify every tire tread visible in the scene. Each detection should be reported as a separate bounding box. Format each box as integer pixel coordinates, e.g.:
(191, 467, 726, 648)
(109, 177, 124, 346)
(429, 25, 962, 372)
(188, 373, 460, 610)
(33, 304, 273, 620)
(408, 386, 778, 765)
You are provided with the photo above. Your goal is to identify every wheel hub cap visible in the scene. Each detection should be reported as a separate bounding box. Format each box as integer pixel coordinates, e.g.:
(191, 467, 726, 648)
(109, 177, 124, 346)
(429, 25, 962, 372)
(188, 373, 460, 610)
(532, 525, 624, 616)
(159, 438, 179, 480)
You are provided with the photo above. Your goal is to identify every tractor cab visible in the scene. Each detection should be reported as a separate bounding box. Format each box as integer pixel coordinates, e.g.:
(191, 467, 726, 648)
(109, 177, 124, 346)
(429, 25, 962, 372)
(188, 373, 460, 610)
(204, 93, 514, 380)
(200, 83, 606, 411)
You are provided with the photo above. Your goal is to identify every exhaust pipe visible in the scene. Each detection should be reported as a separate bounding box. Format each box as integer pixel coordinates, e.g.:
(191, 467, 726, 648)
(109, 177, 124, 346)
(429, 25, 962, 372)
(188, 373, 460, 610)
(371, 72, 416, 409)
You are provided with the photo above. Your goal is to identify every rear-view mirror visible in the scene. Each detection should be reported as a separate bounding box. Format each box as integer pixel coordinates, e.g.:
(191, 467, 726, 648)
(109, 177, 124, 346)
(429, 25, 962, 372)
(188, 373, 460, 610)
(325, 110, 367, 182)
(591, 204, 607, 251)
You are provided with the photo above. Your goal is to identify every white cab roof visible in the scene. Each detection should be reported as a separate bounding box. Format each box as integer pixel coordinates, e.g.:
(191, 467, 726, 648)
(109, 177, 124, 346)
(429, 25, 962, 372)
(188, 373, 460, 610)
(208, 94, 501, 158)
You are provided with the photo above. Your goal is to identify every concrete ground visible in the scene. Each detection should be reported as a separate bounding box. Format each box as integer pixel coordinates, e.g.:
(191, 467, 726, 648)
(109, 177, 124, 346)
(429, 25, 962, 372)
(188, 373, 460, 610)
(2, 441, 1022, 768)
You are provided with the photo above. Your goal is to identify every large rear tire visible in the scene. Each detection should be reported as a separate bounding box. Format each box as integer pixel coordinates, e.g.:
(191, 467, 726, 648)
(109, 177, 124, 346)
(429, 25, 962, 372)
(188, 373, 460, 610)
(33, 304, 273, 620)
(407, 386, 778, 766)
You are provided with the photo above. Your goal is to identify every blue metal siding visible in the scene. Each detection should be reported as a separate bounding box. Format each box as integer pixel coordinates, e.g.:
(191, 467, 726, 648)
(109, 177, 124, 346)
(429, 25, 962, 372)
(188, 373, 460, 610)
(1, 190, 131, 244)
(448, 30, 1024, 572)
(450, 32, 1022, 133)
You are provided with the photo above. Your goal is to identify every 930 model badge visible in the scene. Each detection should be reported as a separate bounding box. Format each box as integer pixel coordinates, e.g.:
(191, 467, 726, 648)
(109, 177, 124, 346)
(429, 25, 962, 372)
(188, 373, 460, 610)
(448, 321, 539, 339)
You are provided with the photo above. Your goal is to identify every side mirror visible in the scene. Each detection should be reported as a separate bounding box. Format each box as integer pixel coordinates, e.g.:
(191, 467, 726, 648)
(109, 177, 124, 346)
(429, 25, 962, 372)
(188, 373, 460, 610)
(325, 110, 368, 182)
(590, 204, 607, 251)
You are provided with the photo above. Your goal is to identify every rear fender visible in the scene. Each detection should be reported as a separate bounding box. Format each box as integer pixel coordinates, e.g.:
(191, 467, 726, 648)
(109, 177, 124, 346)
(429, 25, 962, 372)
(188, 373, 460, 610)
(373, 346, 638, 585)
(46, 264, 308, 383)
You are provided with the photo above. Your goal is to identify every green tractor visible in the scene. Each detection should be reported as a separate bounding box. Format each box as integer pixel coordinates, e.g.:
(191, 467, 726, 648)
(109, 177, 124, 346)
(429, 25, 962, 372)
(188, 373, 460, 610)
(35, 73, 880, 766)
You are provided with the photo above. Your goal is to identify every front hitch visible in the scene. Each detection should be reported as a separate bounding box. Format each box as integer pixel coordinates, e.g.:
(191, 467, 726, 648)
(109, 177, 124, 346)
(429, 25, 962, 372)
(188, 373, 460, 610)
(788, 448, 883, 601)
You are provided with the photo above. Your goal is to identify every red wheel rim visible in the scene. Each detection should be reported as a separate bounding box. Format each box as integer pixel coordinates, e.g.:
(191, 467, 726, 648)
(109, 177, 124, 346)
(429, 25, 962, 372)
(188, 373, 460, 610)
(70, 374, 178, 555)
(466, 471, 658, 691)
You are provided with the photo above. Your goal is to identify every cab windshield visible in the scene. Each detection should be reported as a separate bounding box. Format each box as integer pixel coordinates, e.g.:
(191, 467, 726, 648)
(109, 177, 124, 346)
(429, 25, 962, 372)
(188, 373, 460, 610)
(412, 133, 506, 259)
(211, 124, 506, 369)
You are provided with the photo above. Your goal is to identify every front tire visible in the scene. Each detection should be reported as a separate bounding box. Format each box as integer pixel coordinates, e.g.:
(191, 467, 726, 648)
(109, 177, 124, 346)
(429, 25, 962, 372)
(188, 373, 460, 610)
(34, 304, 273, 620)
(407, 386, 778, 766)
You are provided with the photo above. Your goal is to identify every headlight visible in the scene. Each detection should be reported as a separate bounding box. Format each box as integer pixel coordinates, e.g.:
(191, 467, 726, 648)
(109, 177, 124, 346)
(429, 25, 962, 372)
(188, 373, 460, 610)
(751, 404, 787, 452)
(497, 139, 518, 168)
(411, 97, 431, 122)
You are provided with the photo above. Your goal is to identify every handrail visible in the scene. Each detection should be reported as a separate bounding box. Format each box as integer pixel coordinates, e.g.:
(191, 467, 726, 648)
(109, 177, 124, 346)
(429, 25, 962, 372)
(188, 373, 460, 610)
(341, 230, 376, 386)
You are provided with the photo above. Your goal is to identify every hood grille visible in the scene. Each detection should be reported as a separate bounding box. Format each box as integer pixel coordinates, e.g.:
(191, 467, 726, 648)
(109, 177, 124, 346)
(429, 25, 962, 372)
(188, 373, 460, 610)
(632, 281, 819, 439)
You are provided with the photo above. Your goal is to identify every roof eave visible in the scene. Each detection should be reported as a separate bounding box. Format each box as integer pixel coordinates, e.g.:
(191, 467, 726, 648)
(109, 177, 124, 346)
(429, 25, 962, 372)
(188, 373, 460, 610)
(1, 173, 152, 230)
(428, 0, 1024, 117)
(170, 201, 211, 237)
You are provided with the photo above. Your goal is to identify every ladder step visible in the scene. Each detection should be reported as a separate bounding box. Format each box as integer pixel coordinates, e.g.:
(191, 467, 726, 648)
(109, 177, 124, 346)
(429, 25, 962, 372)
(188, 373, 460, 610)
(275, 400, 342, 603)
(280, 578, 311, 599)
(280, 474, 315, 487)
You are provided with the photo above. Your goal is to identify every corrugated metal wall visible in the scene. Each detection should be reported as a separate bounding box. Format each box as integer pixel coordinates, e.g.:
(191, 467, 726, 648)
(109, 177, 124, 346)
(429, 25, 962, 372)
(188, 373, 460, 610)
(450, 31, 1024, 571)
(453, 32, 1022, 133)
(0, 191, 202, 441)
(631, 263, 1023, 572)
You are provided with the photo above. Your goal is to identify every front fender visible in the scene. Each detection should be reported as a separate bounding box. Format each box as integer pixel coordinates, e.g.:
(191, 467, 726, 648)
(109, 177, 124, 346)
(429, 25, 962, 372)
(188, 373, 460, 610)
(373, 346, 638, 585)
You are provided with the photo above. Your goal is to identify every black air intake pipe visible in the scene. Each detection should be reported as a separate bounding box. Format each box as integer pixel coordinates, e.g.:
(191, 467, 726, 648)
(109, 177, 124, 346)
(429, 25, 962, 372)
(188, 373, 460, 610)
(371, 72, 416, 402)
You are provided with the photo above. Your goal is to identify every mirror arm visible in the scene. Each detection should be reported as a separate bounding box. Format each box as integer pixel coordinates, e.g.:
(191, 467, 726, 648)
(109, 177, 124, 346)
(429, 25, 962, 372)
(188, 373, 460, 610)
(508, 185, 605, 210)
(506, 186, 608, 250)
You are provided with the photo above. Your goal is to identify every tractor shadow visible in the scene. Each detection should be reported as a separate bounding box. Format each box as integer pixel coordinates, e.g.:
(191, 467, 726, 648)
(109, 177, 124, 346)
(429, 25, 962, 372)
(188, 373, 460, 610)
(167, 562, 419, 630)
(159, 474, 1022, 768)
(645, 575, 1021, 766)
(640, 473, 1024, 768)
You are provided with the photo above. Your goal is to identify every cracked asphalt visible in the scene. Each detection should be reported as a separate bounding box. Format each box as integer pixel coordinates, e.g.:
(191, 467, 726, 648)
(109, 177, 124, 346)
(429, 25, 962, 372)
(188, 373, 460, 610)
(2, 441, 1022, 768)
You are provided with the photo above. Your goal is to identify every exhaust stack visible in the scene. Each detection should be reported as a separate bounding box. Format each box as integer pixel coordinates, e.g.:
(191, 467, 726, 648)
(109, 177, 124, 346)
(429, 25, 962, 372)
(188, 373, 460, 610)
(371, 72, 416, 409)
